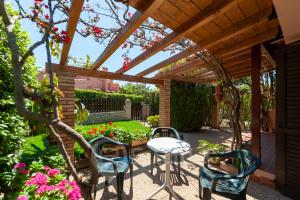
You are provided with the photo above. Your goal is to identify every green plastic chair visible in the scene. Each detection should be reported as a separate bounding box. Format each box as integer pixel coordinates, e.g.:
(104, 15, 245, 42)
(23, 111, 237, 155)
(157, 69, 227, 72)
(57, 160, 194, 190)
(199, 149, 260, 200)
(90, 136, 133, 200)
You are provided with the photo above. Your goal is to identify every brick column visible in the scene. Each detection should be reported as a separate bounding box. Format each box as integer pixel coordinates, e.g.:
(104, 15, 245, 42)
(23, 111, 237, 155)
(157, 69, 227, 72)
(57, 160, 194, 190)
(159, 79, 171, 127)
(57, 71, 76, 162)
(251, 45, 261, 158)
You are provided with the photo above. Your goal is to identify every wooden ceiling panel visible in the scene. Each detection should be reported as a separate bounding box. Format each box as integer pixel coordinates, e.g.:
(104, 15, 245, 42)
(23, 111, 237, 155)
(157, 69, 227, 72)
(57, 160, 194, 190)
(225, 5, 246, 24)
(252, 21, 269, 34)
(237, 0, 260, 17)
(168, 0, 201, 18)
(159, 1, 190, 24)
(214, 13, 234, 30)
(192, 0, 214, 10)
(255, 0, 273, 10)
(241, 28, 257, 38)
(203, 21, 222, 34)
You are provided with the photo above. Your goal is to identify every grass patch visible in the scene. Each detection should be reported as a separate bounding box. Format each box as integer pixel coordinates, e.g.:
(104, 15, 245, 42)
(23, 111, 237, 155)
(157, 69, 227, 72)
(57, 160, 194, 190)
(76, 120, 150, 136)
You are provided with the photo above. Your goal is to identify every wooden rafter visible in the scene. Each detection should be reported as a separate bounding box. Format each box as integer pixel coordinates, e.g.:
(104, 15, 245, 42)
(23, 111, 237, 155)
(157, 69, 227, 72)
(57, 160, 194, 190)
(261, 44, 276, 67)
(155, 58, 203, 78)
(116, 0, 239, 74)
(92, 0, 164, 70)
(136, 8, 273, 77)
(49, 64, 163, 85)
(59, 0, 84, 65)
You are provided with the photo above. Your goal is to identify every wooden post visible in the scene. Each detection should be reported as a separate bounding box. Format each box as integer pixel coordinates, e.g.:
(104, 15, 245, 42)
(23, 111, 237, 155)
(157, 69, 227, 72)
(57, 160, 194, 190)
(251, 45, 261, 158)
(212, 101, 220, 128)
(159, 79, 171, 127)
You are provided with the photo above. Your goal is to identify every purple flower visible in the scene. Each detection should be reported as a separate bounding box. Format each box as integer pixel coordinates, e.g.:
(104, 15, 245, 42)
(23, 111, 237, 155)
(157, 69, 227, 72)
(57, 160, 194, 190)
(48, 168, 60, 177)
(14, 162, 26, 169)
(57, 179, 69, 191)
(26, 172, 48, 186)
(68, 188, 82, 200)
(43, 166, 51, 172)
(17, 195, 28, 200)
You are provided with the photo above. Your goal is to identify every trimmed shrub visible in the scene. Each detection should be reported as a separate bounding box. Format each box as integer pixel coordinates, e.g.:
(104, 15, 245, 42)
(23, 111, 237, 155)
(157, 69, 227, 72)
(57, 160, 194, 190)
(147, 115, 160, 128)
(170, 81, 214, 131)
(75, 89, 144, 103)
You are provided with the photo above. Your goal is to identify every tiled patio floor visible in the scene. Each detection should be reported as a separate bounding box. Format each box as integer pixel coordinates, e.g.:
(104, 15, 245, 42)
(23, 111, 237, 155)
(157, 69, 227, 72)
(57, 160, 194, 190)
(92, 130, 291, 200)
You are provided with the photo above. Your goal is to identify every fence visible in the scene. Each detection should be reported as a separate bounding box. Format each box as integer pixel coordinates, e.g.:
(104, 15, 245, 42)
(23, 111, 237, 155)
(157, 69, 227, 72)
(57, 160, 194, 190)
(131, 102, 143, 120)
(80, 98, 125, 113)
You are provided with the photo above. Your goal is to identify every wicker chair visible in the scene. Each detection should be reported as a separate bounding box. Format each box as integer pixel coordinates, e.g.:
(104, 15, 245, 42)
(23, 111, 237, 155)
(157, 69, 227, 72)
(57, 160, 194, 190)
(90, 136, 133, 200)
(149, 127, 184, 179)
(199, 149, 260, 200)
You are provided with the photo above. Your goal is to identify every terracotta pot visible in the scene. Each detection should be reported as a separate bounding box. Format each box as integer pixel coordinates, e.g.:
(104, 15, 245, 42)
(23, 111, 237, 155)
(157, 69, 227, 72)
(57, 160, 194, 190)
(130, 139, 148, 148)
(214, 85, 223, 102)
(220, 161, 238, 174)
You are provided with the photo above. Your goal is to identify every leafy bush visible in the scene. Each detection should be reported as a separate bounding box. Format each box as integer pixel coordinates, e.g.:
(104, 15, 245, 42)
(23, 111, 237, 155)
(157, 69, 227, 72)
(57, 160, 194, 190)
(197, 140, 227, 164)
(170, 81, 214, 131)
(0, 7, 39, 196)
(75, 89, 144, 103)
(147, 115, 160, 128)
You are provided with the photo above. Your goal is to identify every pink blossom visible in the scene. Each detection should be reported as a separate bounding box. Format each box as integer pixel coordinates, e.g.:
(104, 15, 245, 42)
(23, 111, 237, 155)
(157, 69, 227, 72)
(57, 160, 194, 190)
(26, 172, 48, 186)
(48, 168, 60, 177)
(57, 179, 69, 191)
(68, 188, 82, 200)
(14, 162, 26, 169)
(43, 166, 51, 171)
(17, 195, 28, 200)
(36, 184, 48, 194)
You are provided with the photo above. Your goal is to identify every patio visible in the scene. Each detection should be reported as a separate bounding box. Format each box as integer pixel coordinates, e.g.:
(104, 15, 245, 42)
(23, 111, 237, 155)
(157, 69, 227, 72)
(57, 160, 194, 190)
(83, 130, 290, 200)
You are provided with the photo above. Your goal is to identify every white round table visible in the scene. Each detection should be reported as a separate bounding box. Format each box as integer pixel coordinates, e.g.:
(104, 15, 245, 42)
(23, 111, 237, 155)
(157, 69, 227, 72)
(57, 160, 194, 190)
(146, 137, 191, 200)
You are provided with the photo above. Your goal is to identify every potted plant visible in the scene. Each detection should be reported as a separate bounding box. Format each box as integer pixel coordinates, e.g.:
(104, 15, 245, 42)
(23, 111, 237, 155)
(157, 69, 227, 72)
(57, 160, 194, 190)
(212, 80, 224, 102)
(197, 140, 227, 165)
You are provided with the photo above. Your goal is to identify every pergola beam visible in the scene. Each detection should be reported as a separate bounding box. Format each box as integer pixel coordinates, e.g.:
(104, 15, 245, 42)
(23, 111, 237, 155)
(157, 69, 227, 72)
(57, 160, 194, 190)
(49, 64, 163, 85)
(155, 58, 203, 79)
(59, 0, 84, 65)
(92, 0, 164, 70)
(136, 8, 273, 77)
(117, 0, 238, 74)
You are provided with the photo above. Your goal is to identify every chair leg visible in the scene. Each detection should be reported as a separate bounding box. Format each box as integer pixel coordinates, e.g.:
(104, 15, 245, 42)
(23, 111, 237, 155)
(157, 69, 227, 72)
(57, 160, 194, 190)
(199, 179, 202, 199)
(177, 161, 181, 179)
(105, 176, 109, 186)
(202, 187, 211, 200)
(117, 173, 124, 200)
(93, 184, 97, 200)
(150, 152, 154, 176)
(130, 163, 133, 184)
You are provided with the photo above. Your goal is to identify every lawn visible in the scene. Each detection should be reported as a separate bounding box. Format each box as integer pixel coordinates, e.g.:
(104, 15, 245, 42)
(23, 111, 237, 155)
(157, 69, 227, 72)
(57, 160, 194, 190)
(22, 120, 151, 160)
(75, 120, 150, 134)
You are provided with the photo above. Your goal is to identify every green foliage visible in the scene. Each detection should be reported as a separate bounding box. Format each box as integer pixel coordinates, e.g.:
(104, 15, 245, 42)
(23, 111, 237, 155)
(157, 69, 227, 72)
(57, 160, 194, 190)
(197, 140, 227, 154)
(75, 89, 144, 103)
(0, 7, 39, 195)
(147, 115, 160, 128)
(170, 81, 214, 131)
(119, 83, 158, 104)
(75, 100, 89, 124)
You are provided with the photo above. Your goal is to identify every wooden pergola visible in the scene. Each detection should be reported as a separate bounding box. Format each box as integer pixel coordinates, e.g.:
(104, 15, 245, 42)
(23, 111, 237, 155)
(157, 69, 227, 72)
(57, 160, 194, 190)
(51, 0, 282, 161)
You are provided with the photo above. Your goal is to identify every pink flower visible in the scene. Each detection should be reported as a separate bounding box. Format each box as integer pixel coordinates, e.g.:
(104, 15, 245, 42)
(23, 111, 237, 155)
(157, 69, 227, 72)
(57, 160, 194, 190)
(17, 195, 28, 200)
(14, 162, 26, 169)
(48, 168, 60, 177)
(36, 184, 48, 194)
(26, 172, 48, 186)
(43, 166, 51, 172)
(57, 179, 69, 191)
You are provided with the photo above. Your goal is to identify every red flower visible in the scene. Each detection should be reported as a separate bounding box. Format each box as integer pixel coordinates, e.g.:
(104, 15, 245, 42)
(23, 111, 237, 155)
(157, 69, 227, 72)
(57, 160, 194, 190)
(127, 12, 132, 18)
(32, 10, 38, 15)
(61, 30, 68, 35)
(45, 14, 49, 20)
(53, 27, 58, 32)
(109, 133, 114, 138)
(44, 5, 49, 8)
(100, 130, 105, 134)
(108, 122, 113, 126)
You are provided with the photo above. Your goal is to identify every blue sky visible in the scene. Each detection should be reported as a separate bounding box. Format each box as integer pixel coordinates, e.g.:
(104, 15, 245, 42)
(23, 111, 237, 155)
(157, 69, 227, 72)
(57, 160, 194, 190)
(11, 0, 174, 86)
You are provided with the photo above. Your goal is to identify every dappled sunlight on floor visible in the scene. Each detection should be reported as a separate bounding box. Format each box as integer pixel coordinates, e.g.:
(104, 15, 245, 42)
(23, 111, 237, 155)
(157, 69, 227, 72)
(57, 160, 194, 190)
(83, 130, 291, 200)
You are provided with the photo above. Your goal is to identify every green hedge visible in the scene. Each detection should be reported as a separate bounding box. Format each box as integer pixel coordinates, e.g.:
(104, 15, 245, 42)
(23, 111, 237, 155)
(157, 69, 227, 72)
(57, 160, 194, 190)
(75, 89, 144, 103)
(170, 81, 214, 131)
